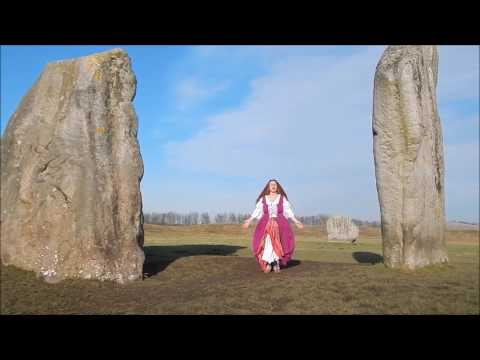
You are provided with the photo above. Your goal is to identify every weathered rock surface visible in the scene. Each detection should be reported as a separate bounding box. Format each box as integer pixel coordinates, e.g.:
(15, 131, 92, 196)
(0, 48, 145, 283)
(372, 45, 448, 269)
(326, 216, 359, 243)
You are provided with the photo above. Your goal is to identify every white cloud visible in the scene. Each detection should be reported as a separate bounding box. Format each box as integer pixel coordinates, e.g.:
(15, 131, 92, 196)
(166, 47, 386, 177)
(158, 45, 478, 222)
(162, 46, 386, 219)
(175, 76, 229, 110)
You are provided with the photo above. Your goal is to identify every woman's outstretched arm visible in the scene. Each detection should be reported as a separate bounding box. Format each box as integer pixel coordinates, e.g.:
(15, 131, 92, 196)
(284, 199, 304, 229)
(242, 200, 262, 228)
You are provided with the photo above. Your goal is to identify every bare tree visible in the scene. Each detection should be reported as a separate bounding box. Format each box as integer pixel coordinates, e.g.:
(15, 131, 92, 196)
(187, 212, 199, 225)
(145, 210, 374, 227)
(144, 212, 151, 224)
(228, 212, 237, 224)
(215, 213, 228, 224)
(201, 212, 210, 224)
(152, 212, 161, 224)
(237, 213, 249, 223)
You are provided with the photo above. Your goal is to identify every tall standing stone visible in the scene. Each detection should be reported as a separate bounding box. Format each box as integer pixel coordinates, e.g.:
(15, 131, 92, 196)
(1, 49, 145, 283)
(372, 45, 448, 269)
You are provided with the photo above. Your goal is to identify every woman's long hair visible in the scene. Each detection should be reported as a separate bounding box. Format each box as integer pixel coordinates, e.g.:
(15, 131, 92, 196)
(256, 179, 288, 204)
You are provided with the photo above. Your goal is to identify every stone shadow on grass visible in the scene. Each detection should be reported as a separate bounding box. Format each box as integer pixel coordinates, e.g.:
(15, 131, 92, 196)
(143, 244, 247, 278)
(352, 252, 384, 265)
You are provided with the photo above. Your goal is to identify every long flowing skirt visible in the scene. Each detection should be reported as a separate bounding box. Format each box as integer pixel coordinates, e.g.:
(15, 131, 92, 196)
(255, 217, 284, 271)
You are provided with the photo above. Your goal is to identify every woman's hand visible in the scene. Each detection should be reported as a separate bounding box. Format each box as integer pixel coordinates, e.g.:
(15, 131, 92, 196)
(294, 219, 304, 229)
(242, 219, 251, 229)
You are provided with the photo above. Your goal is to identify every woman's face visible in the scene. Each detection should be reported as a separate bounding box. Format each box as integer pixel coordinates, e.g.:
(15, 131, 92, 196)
(269, 181, 278, 193)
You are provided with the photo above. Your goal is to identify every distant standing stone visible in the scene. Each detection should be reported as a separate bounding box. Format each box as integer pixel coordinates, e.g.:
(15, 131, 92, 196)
(0, 49, 145, 283)
(372, 45, 448, 269)
(326, 216, 359, 243)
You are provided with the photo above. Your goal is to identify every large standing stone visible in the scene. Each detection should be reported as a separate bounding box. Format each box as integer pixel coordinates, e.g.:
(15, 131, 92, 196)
(0, 49, 145, 283)
(372, 45, 448, 269)
(326, 216, 359, 243)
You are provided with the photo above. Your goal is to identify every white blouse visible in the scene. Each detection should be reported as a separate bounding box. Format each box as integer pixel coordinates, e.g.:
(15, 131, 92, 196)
(250, 195, 295, 220)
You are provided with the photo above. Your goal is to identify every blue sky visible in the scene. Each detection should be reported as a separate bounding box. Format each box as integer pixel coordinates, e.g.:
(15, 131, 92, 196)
(1, 45, 478, 222)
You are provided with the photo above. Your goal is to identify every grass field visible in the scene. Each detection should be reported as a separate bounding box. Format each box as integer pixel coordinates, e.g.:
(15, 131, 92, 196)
(1, 224, 478, 314)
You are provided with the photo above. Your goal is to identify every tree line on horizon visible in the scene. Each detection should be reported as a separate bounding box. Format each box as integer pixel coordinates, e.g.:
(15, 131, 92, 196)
(143, 211, 380, 227)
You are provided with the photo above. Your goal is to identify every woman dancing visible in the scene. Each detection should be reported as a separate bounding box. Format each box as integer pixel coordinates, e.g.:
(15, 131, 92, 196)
(242, 179, 304, 273)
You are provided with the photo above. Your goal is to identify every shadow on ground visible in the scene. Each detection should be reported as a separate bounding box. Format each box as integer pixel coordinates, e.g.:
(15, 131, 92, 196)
(352, 252, 384, 265)
(143, 244, 247, 277)
(284, 259, 301, 268)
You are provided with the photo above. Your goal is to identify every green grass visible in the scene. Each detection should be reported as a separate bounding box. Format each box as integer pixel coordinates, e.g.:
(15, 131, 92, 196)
(1, 224, 478, 314)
